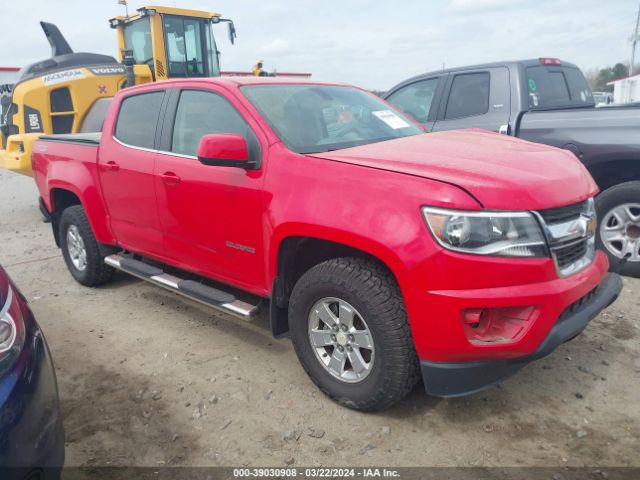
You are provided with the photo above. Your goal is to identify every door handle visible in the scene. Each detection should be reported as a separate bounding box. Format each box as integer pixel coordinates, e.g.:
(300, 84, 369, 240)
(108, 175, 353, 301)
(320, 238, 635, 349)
(160, 171, 181, 185)
(103, 161, 120, 172)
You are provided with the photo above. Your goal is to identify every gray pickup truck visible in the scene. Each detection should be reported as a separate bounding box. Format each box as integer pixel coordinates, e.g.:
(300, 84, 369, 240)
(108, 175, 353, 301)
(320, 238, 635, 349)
(385, 58, 640, 276)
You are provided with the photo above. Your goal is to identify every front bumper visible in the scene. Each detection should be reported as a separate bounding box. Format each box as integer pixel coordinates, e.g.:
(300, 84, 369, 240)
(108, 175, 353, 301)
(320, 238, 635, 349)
(421, 272, 622, 397)
(0, 299, 64, 479)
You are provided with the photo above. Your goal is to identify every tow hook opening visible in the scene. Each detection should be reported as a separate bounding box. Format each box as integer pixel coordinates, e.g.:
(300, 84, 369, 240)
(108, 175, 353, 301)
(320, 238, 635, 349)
(461, 306, 539, 345)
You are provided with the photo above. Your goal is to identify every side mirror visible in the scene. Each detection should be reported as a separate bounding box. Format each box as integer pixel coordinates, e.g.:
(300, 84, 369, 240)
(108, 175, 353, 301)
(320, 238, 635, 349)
(227, 21, 237, 45)
(197, 133, 250, 168)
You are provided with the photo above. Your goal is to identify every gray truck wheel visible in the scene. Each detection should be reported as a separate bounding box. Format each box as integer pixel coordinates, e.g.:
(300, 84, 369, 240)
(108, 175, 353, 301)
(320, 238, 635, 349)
(595, 181, 640, 277)
(59, 205, 115, 286)
(288, 257, 420, 411)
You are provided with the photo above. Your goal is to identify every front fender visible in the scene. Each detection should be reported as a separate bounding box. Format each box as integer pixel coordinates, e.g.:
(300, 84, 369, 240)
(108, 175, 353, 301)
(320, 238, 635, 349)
(269, 222, 409, 286)
(262, 146, 481, 301)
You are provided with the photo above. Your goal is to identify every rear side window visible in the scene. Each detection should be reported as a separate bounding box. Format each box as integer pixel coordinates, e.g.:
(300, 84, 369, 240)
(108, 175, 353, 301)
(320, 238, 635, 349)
(114, 91, 164, 149)
(80, 98, 113, 133)
(171, 90, 252, 157)
(526, 66, 594, 109)
(386, 78, 439, 123)
(445, 72, 490, 120)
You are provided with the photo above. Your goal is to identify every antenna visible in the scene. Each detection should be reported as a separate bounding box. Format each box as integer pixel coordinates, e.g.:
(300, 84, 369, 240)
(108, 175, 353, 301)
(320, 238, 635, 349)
(117, 0, 129, 18)
(630, 2, 640, 75)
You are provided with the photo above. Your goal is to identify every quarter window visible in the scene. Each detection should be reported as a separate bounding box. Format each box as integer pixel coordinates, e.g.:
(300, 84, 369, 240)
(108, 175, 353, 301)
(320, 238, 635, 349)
(171, 90, 253, 157)
(114, 91, 164, 149)
(445, 72, 490, 120)
(386, 78, 439, 123)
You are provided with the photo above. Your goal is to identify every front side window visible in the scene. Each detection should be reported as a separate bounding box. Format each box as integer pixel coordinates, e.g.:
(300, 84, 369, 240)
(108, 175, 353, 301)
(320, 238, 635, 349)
(386, 78, 439, 123)
(242, 84, 422, 154)
(122, 17, 153, 66)
(163, 15, 207, 77)
(171, 90, 252, 157)
(445, 72, 490, 120)
(114, 91, 164, 149)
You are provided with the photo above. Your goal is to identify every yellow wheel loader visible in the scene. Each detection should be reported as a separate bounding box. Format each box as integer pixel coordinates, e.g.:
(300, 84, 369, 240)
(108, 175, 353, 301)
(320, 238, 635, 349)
(0, 5, 235, 176)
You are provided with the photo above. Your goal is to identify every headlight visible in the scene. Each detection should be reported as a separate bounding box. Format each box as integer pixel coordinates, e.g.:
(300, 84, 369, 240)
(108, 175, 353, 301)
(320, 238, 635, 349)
(422, 207, 547, 257)
(0, 286, 26, 376)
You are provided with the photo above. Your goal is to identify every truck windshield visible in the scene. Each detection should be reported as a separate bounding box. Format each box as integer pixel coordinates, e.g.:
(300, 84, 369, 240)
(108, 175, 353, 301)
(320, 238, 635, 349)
(241, 85, 422, 154)
(525, 66, 594, 110)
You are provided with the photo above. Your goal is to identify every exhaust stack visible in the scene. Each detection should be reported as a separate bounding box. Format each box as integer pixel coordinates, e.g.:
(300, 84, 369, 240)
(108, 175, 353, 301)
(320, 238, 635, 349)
(40, 21, 73, 57)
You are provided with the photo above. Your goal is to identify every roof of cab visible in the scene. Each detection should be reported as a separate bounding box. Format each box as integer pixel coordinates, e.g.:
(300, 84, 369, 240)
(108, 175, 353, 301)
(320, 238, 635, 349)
(386, 58, 580, 95)
(202, 76, 350, 87)
(118, 76, 352, 96)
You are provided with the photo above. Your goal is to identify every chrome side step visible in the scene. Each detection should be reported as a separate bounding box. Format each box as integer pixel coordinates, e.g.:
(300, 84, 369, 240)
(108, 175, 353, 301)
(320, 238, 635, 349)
(104, 254, 259, 320)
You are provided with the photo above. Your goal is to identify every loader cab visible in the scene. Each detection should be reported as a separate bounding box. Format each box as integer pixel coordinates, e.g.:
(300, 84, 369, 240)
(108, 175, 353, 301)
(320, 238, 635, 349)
(111, 6, 236, 81)
(1, 5, 237, 177)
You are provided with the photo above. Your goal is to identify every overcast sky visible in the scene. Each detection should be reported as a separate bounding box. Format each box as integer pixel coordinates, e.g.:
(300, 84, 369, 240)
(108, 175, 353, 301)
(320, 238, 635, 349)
(2, 0, 638, 89)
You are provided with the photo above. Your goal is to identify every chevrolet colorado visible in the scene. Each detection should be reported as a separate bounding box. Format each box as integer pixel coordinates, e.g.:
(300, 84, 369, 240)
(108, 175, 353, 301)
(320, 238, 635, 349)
(31, 78, 621, 410)
(385, 58, 640, 277)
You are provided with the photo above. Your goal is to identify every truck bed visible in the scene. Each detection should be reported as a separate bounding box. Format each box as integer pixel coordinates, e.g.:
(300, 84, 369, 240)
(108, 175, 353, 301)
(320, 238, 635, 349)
(517, 106, 640, 172)
(32, 133, 102, 219)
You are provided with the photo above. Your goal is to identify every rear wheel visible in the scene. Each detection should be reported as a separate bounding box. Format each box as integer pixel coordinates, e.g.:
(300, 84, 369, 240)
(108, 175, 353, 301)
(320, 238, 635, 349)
(288, 257, 420, 411)
(596, 182, 640, 277)
(59, 205, 115, 286)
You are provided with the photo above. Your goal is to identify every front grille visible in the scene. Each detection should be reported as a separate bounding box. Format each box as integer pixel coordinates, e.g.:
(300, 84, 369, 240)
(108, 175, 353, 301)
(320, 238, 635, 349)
(539, 200, 587, 225)
(553, 238, 589, 269)
(559, 286, 598, 321)
(536, 200, 595, 276)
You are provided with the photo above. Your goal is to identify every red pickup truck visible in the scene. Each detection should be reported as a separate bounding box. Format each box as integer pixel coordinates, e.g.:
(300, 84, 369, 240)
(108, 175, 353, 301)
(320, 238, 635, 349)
(31, 78, 622, 410)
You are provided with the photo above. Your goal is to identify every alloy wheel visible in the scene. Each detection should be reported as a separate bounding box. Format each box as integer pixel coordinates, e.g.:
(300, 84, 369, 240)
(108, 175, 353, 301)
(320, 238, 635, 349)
(66, 224, 88, 271)
(307, 297, 375, 383)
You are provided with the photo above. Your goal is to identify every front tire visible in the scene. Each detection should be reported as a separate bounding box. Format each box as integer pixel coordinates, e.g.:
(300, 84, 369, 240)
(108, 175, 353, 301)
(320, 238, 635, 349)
(595, 181, 640, 277)
(59, 205, 115, 286)
(288, 257, 419, 411)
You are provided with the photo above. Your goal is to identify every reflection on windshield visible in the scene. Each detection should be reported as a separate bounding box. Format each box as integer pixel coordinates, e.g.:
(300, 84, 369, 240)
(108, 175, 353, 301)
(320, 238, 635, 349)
(164, 15, 205, 77)
(123, 17, 153, 65)
(242, 85, 422, 154)
(162, 15, 220, 77)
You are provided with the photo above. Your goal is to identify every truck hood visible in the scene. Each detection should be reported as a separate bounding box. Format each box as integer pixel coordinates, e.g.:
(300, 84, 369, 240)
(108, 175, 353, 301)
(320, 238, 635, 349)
(307, 129, 598, 210)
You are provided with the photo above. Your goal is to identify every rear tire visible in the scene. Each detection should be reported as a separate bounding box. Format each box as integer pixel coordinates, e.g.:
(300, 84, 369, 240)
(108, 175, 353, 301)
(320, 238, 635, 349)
(595, 181, 640, 277)
(59, 205, 115, 286)
(288, 257, 420, 411)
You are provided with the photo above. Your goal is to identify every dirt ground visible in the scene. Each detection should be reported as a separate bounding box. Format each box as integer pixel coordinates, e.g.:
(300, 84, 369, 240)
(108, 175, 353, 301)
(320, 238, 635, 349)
(1, 168, 639, 469)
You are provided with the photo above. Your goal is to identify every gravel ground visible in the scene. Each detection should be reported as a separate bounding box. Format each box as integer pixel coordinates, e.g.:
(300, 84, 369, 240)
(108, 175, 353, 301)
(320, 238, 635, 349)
(1, 168, 639, 469)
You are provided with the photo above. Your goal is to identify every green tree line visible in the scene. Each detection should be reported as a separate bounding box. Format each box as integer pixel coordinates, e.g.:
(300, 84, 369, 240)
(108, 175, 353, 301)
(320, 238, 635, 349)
(584, 63, 631, 92)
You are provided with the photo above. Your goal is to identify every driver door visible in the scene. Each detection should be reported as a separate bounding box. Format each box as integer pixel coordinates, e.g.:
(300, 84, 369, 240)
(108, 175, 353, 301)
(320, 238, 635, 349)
(154, 86, 267, 291)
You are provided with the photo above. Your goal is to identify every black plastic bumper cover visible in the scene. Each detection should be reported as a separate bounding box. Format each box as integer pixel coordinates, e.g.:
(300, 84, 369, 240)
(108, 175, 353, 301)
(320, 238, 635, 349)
(421, 273, 623, 398)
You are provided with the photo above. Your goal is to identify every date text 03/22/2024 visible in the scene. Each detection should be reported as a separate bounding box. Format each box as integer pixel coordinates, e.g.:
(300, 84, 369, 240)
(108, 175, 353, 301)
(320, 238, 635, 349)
(233, 468, 401, 478)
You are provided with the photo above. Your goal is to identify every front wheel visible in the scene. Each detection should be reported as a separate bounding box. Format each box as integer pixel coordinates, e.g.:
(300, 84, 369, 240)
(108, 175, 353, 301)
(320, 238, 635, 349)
(59, 205, 115, 286)
(288, 257, 420, 411)
(596, 181, 640, 277)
